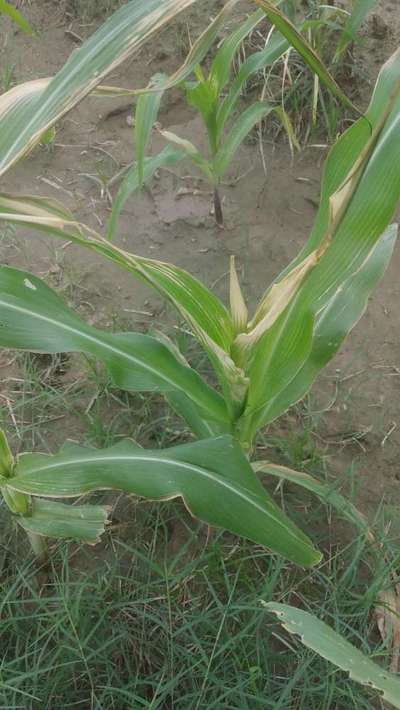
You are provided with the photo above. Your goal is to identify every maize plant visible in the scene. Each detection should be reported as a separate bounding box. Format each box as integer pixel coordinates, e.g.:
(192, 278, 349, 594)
(0, 0, 399, 569)
(112, 0, 364, 229)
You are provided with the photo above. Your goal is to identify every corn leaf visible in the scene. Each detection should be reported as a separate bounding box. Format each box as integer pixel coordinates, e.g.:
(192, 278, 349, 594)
(208, 8, 266, 93)
(17, 499, 109, 544)
(255, 0, 360, 115)
(9, 436, 321, 567)
(334, 0, 377, 63)
(238, 49, 400, 443)
(258, 225, 397, 425)
(214, 101, 276, 178)
(0, 0, 202, 178)
(253, 461, 370, 539)
(0, 194, 235, 353)
(107, 146, 184, 240)
(0, 265, 229, 426)
(135, 73, 168, 188)
(0, 0, 33, 34)
(265, 603, 400, 709)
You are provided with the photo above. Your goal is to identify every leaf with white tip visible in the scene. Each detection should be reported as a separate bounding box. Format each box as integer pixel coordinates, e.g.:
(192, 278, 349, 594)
(0, 0, 202, 177)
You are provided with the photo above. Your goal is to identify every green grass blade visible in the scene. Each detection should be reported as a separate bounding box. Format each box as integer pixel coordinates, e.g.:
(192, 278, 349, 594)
(0, 0, 200, 177)
(107, 146, 184, 240)
(17, 499, 109, 544)
(334, 0, 377, 63)
(0, 0, 33, 34)
(265, 603, 400, 709)
(0, 265, 229, 426)
(214, 101, 276, 179)
(135, 73, 168, 188)
(9, 437, 321, 566)
(255, 0, 360, 115)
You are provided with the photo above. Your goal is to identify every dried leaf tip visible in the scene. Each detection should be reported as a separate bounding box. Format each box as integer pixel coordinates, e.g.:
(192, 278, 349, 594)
(230, 256, 248, 334)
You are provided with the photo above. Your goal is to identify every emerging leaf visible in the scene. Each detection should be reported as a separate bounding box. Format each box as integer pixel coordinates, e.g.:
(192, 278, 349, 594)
(229, 256, 248, 335)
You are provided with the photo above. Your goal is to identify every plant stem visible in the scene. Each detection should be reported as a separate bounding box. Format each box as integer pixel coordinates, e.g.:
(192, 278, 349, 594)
(26, 531, 48, 565)
(213, 188, 224, 228)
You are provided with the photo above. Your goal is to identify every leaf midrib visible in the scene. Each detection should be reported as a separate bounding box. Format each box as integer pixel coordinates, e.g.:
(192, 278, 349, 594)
(14, 452, 307, 544)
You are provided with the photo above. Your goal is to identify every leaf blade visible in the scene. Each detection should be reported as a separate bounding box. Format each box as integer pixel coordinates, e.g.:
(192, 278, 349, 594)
(9, 436, 321, 567)
(265, 603, 400, 709)
(0, 265, 229, 426)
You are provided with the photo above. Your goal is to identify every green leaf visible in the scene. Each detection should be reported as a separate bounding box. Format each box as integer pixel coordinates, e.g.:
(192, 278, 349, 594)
(134, 73, 168, 188)
(208, 8, 266, 94)
(253, 461, 370, 539)
(334, 0, 377, 63)
(0, 194, 235, 353)
(255, 0, 360, 115)
(0, 428, 14, 477)
(0, 0, 33, 34)
(265, 603, 400, 709)
(17, 499, 109, 544)
(214, 101, 276, 178)
(0, 265, 229, 427)
(107, 146, 184, 240)
(216, 37, 289, 135)
(165, 391, 227, 439)
(0, 0, 201, 177)
(185, 79, 219, 151)
(238, 48, 400, 443)
(258, 225, 397, 425)
(160, 130, 213, 181)
(9, 436, 321, 567)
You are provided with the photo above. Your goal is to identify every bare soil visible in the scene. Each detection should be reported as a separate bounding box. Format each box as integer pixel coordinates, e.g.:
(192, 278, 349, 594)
(1, 0, 400, 525)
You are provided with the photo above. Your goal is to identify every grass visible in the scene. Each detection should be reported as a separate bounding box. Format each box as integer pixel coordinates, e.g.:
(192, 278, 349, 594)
(1, 497, 397, 708)
(1, 338, 399, 708)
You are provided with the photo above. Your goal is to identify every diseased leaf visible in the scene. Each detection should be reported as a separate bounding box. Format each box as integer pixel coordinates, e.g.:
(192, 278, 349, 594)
(265, 603, 400, 709)
(253, 461, 370, 538)
(0, 0, 201, 177)
(17, 499, 110, 544)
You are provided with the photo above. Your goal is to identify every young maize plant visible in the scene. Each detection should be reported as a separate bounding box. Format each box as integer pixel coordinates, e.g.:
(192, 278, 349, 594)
(0, 0, 399, 570)
(111, 1, 363, 229)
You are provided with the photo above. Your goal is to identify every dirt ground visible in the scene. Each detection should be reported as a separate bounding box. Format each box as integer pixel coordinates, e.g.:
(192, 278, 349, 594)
(1, 0, 400, 525)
